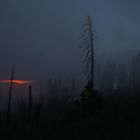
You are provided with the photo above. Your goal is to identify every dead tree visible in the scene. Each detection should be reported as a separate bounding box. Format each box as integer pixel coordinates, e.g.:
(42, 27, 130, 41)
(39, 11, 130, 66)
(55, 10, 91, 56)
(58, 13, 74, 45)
(28, 85, 32, 122)
(80, 16, 96, 89)
(7, 65, 14, 123)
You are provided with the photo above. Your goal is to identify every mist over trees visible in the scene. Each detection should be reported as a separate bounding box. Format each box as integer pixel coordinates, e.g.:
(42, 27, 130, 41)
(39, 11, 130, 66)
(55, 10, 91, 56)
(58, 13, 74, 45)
(0, 15, 140, 140)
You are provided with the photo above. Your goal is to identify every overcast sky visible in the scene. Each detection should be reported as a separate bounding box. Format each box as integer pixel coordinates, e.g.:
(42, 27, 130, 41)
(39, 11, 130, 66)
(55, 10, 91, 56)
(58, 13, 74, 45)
(0, 0, 140, 85)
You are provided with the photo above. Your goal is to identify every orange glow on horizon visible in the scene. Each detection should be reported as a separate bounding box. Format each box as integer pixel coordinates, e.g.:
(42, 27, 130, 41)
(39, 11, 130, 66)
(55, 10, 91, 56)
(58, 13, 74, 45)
(0, 80, 37, 85)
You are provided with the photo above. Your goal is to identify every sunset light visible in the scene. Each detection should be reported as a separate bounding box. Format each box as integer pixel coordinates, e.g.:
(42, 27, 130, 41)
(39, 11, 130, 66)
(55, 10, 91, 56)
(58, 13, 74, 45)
(0, 80, 37, 85)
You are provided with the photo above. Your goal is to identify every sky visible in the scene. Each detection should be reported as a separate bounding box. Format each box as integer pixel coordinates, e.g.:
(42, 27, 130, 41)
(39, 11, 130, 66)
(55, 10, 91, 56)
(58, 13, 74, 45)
(0, 0, 140, 86)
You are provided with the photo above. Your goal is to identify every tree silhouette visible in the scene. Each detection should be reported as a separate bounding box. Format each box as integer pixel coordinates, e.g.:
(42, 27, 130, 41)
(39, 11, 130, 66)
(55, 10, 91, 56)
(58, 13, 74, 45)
(101, 60, 116, 93)
(28, 85, 32, 122)
(7, 65, 14, 124)
(116, 64, 127, 93)
(128, 50, 140, 94)
(80, 17, 103, 116)
(80, 16, 96, 89)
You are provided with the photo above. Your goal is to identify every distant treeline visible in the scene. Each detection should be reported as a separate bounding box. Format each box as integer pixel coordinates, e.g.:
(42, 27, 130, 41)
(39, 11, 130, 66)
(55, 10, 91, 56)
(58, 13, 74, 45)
(95, 50, 140, 95)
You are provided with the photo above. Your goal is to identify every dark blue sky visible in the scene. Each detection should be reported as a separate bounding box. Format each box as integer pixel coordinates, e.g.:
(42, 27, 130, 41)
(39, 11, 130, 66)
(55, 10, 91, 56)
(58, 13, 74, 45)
(0, 0, 140, 84)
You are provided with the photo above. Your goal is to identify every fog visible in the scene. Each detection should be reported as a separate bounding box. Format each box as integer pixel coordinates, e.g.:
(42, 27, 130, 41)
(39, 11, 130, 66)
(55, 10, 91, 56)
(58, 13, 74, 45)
(0, 0, 140, 86)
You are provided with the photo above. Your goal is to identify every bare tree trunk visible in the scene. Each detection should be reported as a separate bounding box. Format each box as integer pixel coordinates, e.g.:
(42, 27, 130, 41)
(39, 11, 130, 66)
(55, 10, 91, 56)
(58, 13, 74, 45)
(88, 16, 94, 89)
(35, 83, 42, 126)
(28, 85, 32, 122)
(7, 66, 14, 124)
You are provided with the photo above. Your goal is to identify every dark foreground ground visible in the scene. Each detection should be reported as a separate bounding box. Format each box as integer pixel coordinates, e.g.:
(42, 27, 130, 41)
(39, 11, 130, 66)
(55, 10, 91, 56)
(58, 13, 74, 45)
(0, 95, 140, 140)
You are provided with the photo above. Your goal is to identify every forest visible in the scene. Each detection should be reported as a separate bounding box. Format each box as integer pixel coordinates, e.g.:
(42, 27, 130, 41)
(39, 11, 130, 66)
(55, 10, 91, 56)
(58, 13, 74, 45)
(0, 16, 140, 140)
